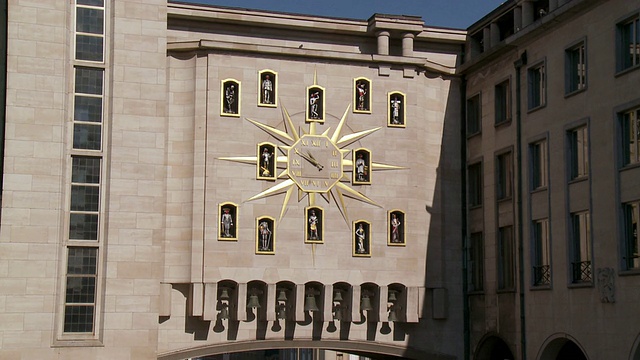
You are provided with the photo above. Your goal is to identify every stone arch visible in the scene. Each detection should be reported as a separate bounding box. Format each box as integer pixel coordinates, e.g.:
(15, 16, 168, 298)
(474, 333, 515, 360)
(157, 339, 454, 360)
(537, 333, 589, 360)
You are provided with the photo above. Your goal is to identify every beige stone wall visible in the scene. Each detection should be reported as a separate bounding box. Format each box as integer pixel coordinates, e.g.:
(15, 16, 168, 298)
(464, 0, 640, 358)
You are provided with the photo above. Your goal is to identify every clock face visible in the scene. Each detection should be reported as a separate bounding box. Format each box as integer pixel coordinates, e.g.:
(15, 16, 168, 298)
(288, 134, 342, 193)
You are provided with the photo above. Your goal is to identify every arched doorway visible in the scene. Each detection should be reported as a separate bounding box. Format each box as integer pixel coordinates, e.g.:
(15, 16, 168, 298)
(538, 335, 588, 360)
(474, 335, 515, 360)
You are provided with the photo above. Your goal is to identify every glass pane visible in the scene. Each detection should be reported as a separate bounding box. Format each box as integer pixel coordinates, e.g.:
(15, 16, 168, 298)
(77, 0, 104, 6)
(71, 185, 100, 212)
(74, 96, 102, 122)
(64, 305, 94, 333)
(76, 35, 103, 62)
(67, 247, 97, 275)
(69, 213, 99, 240)
(76, 7, 103, 34)
(72, 156, 101, 184)
(73, 123, 101, 150)
(75, 67, 103, 95)
(66, 276, 96, 303)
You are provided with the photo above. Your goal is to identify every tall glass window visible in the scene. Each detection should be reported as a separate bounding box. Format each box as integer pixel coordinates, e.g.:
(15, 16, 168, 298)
(75, 0, 105, 62)
(570, 211, 592, 283)
(532, 219, 551, 286)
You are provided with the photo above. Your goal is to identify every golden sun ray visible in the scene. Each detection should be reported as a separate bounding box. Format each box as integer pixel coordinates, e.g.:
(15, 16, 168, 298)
(218, 103, 405, 226)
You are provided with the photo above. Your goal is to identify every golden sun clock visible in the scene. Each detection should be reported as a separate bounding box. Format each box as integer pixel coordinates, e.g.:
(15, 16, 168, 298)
(287, 134, 343, 193)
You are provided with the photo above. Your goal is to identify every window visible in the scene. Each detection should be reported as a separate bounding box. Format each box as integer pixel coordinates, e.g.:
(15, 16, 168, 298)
(623, 201, 639, 270)
(530, 139, 548, 190)
(467, 94, 481, 136)
(568, 126, 589, 180)
(498, 226, 514, 290)
(570, 211, 592, 283)
(468, 232, 484, 292)
(527, 62, 546, 110)
(468, 162, 482, 207)
(75, 0, 105, 62)
(64, 247, 98, 332)
(621, 107, 640, 166)
(70, 156, 101, 241)
(566, 41, 586, 94)
(74, 67, 104, 151)
(532, 219, 551, 286)
(616, 14, 639, 72)
(496, 151, 513, 200)
(495, 80, 511, 125)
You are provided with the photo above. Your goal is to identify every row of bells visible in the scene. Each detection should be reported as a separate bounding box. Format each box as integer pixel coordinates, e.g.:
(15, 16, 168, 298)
(218, 289, 399, 322)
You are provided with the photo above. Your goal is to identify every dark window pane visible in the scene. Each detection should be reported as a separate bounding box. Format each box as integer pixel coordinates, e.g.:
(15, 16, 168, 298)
(73, 123, 101, 150)
(74, 96, 102, 122)
(77, 0, 104, 6)
(71, 185, 100, 212)
(75, 67, 103, 95)
(76, 8, 103, 34)
(69, 213, 99, 240)
(76, 35, 103, 62)
(64, 305, 94, 333)
(67, 247, 97, 275)
(66, 276, 96, 303)
(72, 156, 101, 184)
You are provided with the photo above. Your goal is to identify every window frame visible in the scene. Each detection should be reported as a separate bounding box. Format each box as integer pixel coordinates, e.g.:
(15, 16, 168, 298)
(622, 201, 640, 272)
(468, 161, 483, 208)
(615, 12, 640, 74)
(74, 0, 105, 62)
(466, 92, 482, 137)
(468, 232, 485, 293)
(529, 138, 548, 191)
(527, 60, 546, 111)
(565, 39, 587, 96)
(494, 78, 511, 126)
(567, 124, 590, 181)
(569, 211, 592, 285)
(497, 226, 515, 291)
(620, 106, 640, 167)
(532, 218, 551, 287)
(496, 150, 513, 201)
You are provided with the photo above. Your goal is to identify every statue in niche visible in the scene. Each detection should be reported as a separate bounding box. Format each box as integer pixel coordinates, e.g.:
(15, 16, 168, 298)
(597, 267, 615, 303)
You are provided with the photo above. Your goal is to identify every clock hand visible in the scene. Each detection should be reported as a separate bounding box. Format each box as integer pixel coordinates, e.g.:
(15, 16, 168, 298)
(294, 148, 324, 170)
(306, 151, 324, 171)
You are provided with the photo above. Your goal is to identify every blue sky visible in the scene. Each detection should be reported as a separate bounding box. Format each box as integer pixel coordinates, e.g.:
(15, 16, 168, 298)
(185, 0, 507, 29)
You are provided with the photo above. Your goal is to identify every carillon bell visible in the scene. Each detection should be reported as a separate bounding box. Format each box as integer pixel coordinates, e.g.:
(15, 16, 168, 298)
(360, 295, 373, 311)
(219, 288, 230, 301)
(388, 290, 397, 302)
(247, 294, 261, 309)
(219, 305, 229, 320)
(388, 307, 398, 322)
(333, 290, 343, 302)
(304, 294, 319, 312)
(277, 289, 288, 302)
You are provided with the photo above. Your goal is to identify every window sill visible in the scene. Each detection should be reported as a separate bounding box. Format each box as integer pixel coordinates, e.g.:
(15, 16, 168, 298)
(494, 118, 512, 128)
(564, 86, 586, 99)
(620, 161, 640, 172)
(496, 196, 513, 204)
(53, 338, 104, 348)
(530, 284, 551, 291)
(619, 268, 640, 276)
(496, 288, 516, 294)
(467, 290, 485, 295)
(615, 64, 640, 78)
(530, 186, 548, 194)
(567, 281, 593, 289)
(568, 175, 588, 185)
(527, 103, 546, 114)
(467, 131, 482, 140)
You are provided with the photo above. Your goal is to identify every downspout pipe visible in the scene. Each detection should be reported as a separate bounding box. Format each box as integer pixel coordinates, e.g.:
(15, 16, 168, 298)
(0, 0, 7, 211)
(514, 51, 527, 360)
(460, 74, 470, 360)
